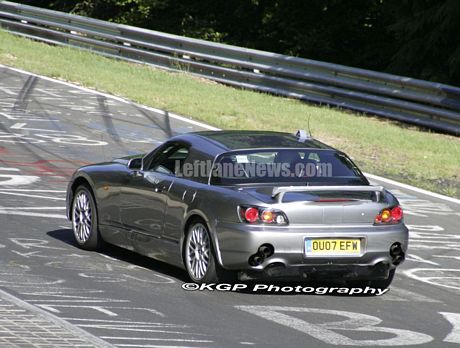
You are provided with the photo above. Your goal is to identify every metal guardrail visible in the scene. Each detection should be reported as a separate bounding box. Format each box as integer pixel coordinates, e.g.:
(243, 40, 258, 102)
(1, 1, 459, 135)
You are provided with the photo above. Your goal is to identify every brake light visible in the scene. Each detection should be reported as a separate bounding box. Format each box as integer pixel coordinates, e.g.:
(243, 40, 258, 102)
(239, 206, 288, 225)
(375, 206, 403, 224)
(391, 206, 403, 221)
(244, 207, 259, 223)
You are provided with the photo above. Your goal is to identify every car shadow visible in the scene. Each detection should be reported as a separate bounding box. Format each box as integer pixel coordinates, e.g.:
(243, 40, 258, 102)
(46, 229, 389, 297)
(46, 228, 189, 282)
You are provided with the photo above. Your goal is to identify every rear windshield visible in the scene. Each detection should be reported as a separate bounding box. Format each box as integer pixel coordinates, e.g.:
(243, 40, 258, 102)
(210, 149, 367, 186)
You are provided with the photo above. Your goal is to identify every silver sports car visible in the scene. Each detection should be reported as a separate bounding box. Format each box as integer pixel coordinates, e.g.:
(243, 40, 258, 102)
(66, 130, 408, 288)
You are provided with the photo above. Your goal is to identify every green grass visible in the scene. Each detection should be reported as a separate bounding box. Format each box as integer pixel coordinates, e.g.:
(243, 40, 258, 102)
(1, 30, 459, 198)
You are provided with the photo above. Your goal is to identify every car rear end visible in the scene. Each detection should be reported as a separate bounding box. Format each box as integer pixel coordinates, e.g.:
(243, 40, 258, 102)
(210, 147, 408, 281)
(217, 187, 407, 281)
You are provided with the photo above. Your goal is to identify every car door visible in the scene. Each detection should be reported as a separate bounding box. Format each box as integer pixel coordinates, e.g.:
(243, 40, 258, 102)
(120, 143, 189, 239)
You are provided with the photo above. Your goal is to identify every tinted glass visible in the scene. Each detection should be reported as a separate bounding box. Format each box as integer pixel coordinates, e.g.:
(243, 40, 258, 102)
(148, 146, 189, 176)
(211, 149, 366, 185)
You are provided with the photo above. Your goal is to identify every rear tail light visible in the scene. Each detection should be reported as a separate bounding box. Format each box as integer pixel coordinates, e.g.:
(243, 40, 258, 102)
(374, 206, 403, 224)
(390, 206, 403, 221)
(238, 206, 288, 225)
(261, 210, 274, 223)
(244, 207, 259, 223)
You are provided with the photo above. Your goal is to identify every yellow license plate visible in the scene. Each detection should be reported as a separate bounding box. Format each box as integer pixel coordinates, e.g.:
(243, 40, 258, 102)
(305, 239, 361, 256)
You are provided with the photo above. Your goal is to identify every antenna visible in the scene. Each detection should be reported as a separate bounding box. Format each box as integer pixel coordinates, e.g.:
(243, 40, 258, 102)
(307, 114, 312, 137)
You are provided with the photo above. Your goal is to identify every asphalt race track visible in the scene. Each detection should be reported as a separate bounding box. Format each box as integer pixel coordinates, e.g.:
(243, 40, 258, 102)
(0, 65, 460, 348)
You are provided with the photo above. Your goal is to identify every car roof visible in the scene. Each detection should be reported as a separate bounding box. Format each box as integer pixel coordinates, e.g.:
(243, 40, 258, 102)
(171, 130, 334, 154)
(165, 131, 338, 162)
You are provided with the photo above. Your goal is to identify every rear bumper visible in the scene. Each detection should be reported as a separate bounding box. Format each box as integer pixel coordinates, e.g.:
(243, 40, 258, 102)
(214, 222, 408, 278)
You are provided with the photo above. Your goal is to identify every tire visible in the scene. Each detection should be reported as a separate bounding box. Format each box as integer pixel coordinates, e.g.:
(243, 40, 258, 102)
(71, 185, 102, 251)
(184, 220, 236, 284)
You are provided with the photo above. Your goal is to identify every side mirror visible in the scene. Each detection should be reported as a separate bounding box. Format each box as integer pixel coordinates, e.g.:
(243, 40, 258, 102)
(128, 158, 142, 170)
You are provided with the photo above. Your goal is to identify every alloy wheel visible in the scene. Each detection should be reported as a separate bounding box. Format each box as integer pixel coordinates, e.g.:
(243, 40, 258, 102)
(185, 223, 210, 280)
(72, 190, 93, 243)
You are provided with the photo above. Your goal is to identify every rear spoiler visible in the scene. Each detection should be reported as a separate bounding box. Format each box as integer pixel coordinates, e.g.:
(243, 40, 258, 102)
(272, 185, 385, 203)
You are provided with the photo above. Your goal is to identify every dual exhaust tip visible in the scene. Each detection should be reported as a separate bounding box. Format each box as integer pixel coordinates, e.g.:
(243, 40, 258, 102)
(249, 244, 274, 266)
(390, 242, 405, 265)
(248, 242, 404, 267)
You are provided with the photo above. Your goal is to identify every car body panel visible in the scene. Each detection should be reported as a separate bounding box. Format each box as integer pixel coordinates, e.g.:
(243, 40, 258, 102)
(66, 131, 409, 280)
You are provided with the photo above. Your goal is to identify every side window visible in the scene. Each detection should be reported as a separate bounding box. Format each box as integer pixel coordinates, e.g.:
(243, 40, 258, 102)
(147, 145, 189, 176)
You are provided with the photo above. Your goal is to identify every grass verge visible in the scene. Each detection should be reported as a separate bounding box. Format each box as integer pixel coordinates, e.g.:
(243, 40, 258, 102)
(0, 30, 459, 198)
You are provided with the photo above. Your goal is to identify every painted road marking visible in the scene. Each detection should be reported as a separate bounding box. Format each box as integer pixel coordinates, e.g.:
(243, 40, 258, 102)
(392, 191, 460, 217)
(31, 299, 130, 303)
(405, 253, 440, 266)
(21, 289, 114, 303)
(440, 312, 460, 344)
(403, 268, 460, 291)
(0, 206, 67, 220)
(435, 255, 460, 262)
(0, 64, 220, 130)
(75, 326, 197, 335)
(236, 306, 433, 346)
(3, 63, 458, 205)
(78, 272, 175, 284)
(11, 122, 66, 132)
(0, 288, 114, 348)
(35, 88, 62, 97)
(15, 279, 212, 344)
(60, 318, 183, 324)
(35, 134, 108, 146)
(0, 206, 65, 210)
(20, 288, 108, 299)
(12, 250, 60, 258)
(1, 64, 458, 346)
(37, 304, 165, 318)
(10, 122, 27, 129)
(404, 223, 460, 290)
(10, 238, 66, 250)
(366, 173, 460, 205)
(407, 224, 445, 232)
(0, 172, 40, 186)
(38, 304, 119, 317)
(0, 131, 107, 146)
(100, 337, 213, 343)
(0, 189, 65, 192)
(0, 207, 66, 219)
(0, 111, 55, 122)
(0, 192, 65, 200)
(0, 273, 65, 286)
(45, 260, 176, 285)
(0, 87, 16, 95)
(0, 208, 66, 219)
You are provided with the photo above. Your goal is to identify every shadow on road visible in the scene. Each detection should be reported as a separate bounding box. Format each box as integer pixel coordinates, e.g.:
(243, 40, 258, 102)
(46, 228, 189, 282)
(46, 229, 388, 297)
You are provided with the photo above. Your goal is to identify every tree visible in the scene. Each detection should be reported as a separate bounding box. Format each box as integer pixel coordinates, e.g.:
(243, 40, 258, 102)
(13, 0, 460, 85)
(387, 0, 460, 85)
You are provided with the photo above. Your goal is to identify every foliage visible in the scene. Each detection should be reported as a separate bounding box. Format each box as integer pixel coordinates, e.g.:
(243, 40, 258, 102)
(1, 30, 459, 198)
(14, 0, 460, 85)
